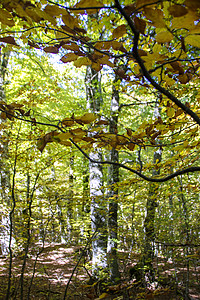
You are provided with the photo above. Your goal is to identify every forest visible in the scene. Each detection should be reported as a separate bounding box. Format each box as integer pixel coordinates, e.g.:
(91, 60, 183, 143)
(0, 0, 200, 299)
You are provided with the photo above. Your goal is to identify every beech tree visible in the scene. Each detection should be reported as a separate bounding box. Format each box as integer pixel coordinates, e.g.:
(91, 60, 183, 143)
(0, 0, 199, 298)
(0, 0, 199, 179)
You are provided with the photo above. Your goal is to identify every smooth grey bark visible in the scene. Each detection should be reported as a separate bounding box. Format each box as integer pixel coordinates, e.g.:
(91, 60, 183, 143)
(85, 65, 107, 276)
(107, 75, 121, 282)
(0, 52, 12, 256)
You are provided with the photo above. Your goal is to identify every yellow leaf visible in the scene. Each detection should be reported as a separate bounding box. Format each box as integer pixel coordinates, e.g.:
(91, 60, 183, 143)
(111, 41, 127, 52)
(74, 0, 103, 14)
(96, 292, 109, 299)
(171, 11, 198, 30)
(189, 24, 200, 34)
(156, 31, 174, 43)
(0, 9, 15, 26)
(59, 140, 71, 147)
(62, 13, 77, 29)
(55, 29, 70, 40)
(112, 24, 127, 39)
(70, 128, 86, 138)
(135, 0, 156, 10)
(185, 35, 200, 48)
(95, 41, 112, 50)
(55, 132, 73, 141)
(144, 8, 166, 28)
(44, 4, 65, 17)
(25, 6, 43, 23)
(74, 57, 91, 67)
(79, 113, 97, 124)
(98, 56, 114, 68)
(60, 53, 79, 63)
(167, 107, 175, 118)
(61, 118, 75, 127)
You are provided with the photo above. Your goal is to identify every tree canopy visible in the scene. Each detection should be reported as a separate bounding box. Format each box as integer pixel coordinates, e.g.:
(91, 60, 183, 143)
(0, 0, 200, 299)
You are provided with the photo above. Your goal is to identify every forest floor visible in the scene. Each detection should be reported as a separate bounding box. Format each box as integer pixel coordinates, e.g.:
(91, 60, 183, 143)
(0, 242, 199, 299)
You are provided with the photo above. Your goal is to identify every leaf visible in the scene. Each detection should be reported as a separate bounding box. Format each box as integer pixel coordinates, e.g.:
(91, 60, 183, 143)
(70, 128, 86, 138)
(0, 9, 15, 26)
(56, 132, 73, 141)
(37, 138, 47, 153)
(111, 41, 127, 52)
(178, 73, 190, 84)
(112, 24, 127, 39)
(96, 292, 109, 299)
(61, 118, 75, 127)
(167, 107, 175, 118)
(43, 46, 59, 54)
(171, 11, 198, 30)
(156, 31, 174, 43)
(62, 13, 77, 29)
(126, 128, 132, 136)
(0, 36, 18, 46)
(74, 57, 91, 68)
(25, 6, 44, 23)
(185, 35, 200, 48)
(61, 43, 80, 51)
(134, 17, 146, 34)
(137, 49, 148, 56)
(95, 120, 109, 125)
(98, 56, 114, 68)
(168, 4, 188, 17)
(74, 0, 104, 14)
(124, 4, 136, 16)
(184, 0, 200, 9)
(60, 53, 79, 63)
(78, 113, 97, 124)
(37, 131, 58, 153)
(135, 0, 156, 10)
(44, 4, 65, 17)
(1, 112, 7, 120)
(92, 61, 102, 72)
(144, 8, 166, 28)
(127, 143, 135, 151)
(59, 140, 71, 147)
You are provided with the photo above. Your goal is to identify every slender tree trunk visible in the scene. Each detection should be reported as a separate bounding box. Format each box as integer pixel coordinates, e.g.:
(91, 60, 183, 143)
(143, 101, 162, 280)
(0, 52, 12, 256)
(107, 75, 121, 282)
(85, 65, 107, 277)
(66, 151, 74, 242)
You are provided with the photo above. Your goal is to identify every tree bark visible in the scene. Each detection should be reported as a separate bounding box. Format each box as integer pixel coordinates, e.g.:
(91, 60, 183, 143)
(143, 101, 162, 280)
(85, 65, 107, 277)
(107, 75, 121, 282)
(0, 52, 12, 256)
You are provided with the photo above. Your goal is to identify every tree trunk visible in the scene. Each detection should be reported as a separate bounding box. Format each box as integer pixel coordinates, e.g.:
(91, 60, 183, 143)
(107, 75, 121, 282)
(85, 65, 107, 277)
(66, 151, 74, 242)
(0, 52, 12, 256)
(143, 101, 162, 280)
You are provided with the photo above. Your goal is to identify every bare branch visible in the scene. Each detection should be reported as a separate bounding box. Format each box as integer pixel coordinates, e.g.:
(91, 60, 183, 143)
(70, 138, 200, 183)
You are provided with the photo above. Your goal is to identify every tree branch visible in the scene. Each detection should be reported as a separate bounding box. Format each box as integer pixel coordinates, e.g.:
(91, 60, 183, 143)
(114, 0, 200, 126)
(69, 139, 200, 183)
